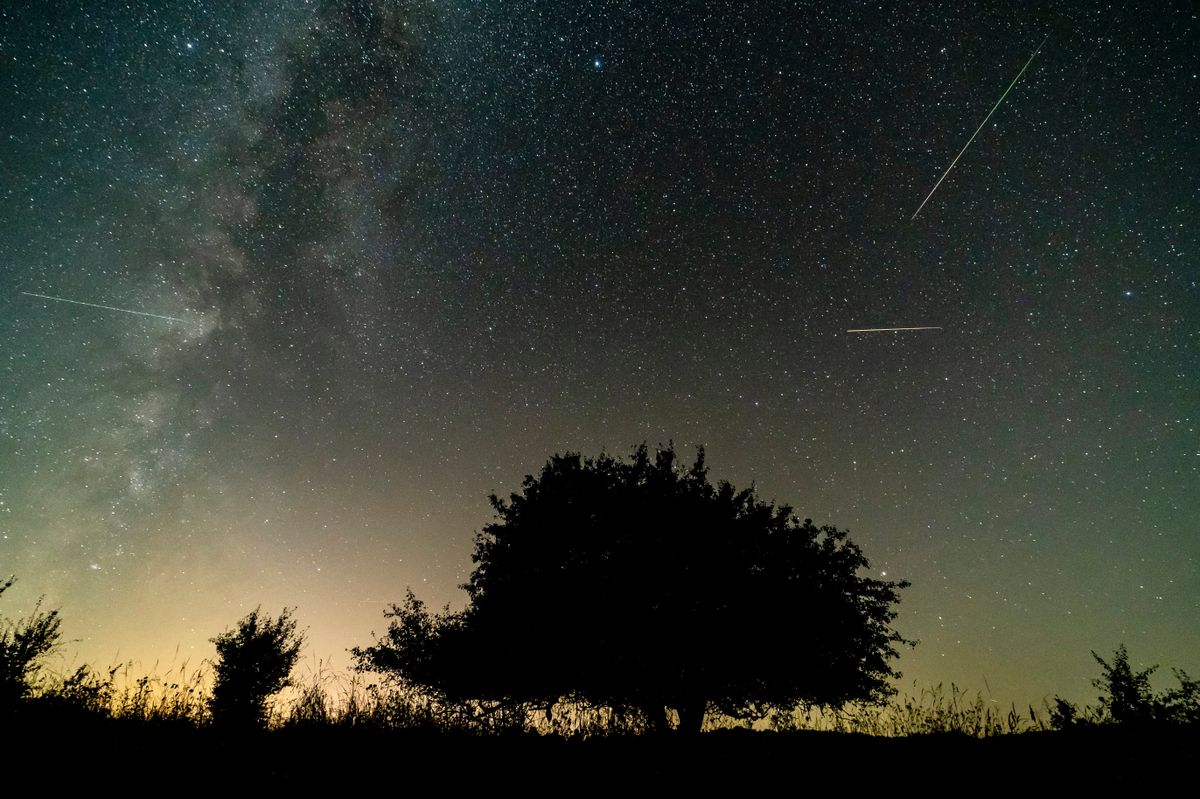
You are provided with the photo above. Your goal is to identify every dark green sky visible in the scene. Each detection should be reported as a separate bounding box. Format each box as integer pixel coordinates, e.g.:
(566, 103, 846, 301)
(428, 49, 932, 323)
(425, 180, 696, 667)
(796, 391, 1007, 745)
(1, 0, 1196, 708)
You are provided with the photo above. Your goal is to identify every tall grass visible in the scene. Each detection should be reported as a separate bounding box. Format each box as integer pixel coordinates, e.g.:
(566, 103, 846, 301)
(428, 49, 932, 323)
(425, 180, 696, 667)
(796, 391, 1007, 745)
(34, 661, 210, 724)
(772, 682, 1049, 737)
(27, 662, 1073, 738)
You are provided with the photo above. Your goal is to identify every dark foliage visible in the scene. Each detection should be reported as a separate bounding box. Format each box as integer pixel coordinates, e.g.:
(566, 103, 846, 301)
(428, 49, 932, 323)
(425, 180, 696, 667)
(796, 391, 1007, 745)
(1162, 669, 1200, 726)
(355, 444, 912, 732)
(1092, 645, 1159, 725)
(1047, 695, 1081, 730)
(210, 607, 305, 728)
(0, 576, 64, 711)
(1050, 644, 1200, 729)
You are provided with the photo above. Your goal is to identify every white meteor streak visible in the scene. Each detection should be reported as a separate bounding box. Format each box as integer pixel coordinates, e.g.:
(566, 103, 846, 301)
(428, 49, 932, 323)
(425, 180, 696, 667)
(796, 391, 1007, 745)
(846, 326, 943, 333)
(912, 33, 1049, 220)
(21, 291, 186, 323)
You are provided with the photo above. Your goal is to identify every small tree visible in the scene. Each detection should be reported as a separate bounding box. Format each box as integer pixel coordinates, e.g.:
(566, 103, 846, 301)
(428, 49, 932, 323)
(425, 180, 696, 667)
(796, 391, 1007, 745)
(356, 444, 912, 733)
(0, 576, 64, 711)
(1052, 644, 1200, 729)
(1092, 645, 1159, 725)
(1162, 669, 1200, 726)
(209, 607, 304, 728)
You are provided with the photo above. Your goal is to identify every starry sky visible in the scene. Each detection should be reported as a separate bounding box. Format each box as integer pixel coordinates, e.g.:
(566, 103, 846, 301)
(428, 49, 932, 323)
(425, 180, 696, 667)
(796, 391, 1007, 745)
(1, 0, 1196, 710)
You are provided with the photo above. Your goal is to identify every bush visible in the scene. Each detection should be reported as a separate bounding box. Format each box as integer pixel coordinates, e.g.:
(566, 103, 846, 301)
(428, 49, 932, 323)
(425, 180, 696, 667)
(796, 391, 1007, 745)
(1051, 644, 1200, 729)
(1092, 645, 1158, 725)
(0, 576, 64, 711)
(1162, 669, 1200, 726)
(209, 607, 305, 728)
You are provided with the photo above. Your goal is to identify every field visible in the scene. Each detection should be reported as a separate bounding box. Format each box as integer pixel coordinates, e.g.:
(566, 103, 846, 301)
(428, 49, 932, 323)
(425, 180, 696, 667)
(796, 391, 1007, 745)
(7, 668, 1195, 791)
(9, 714, 1194, 791)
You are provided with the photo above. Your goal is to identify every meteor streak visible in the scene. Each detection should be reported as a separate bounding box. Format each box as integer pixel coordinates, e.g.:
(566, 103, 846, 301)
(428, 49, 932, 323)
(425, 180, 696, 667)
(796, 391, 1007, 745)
(20, 291, 186, 323)
(846, 326, 943, 333)
(911, 33, 1049, 220)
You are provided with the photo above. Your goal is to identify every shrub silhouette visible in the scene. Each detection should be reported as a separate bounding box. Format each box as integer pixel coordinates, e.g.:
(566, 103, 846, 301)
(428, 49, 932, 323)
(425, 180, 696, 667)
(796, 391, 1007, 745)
(0, 576, 64, 712)
(1162, 669, 1200, 726)
(1051, 644, 1200, 728)
(1092, 644, 1159, 725)
(209, 607, 304, 728)
(355, 443, 912, 733)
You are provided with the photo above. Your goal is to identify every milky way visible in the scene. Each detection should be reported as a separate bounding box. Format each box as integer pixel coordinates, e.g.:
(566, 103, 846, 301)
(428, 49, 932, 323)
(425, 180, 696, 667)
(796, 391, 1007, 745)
(1, 1, 1196, 707)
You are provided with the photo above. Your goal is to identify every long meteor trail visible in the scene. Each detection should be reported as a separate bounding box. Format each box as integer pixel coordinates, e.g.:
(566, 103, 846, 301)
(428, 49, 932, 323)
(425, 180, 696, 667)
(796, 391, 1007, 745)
(911, 33, 1049, 220)
(846, 326, 943, 333)
(20, 291, 186, 323)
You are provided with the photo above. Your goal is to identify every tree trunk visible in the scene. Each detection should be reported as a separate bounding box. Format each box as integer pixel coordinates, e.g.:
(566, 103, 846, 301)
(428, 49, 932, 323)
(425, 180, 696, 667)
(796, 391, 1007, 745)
(643, 703, 670, 734)
(676, 700, 705, 735)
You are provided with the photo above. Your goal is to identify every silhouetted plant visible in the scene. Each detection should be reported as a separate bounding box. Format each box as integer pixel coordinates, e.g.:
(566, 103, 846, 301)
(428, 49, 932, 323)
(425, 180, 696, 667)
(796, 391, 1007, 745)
(0, 576, 64, 711)
(355, 443, 912, 734)
(1048, 696, 1082, 730)
(1092, 644, 1160, 725)
(209, 607, 304, 728)
(774, 682, 1046, 737)
(1050, 644, 1200, 729)
(41, 665, 118, 715)
(1162, 668, 1200, 726)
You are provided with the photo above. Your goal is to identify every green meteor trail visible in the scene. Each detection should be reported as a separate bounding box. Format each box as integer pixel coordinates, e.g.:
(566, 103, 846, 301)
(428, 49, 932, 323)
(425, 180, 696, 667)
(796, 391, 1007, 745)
(912, 33, 1050, 220)
(21, 291, 186, 324)
(846, 326, 943, 333)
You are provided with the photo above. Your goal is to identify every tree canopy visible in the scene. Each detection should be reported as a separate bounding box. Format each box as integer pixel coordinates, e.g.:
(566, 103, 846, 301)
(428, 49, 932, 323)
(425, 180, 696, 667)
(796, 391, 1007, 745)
(355, 444, 912, 732)
(209, 607, 304, 728)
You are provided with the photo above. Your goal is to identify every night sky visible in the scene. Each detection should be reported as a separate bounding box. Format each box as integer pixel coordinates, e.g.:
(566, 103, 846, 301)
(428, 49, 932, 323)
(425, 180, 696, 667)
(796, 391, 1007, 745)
(2, 1, 1196, 710)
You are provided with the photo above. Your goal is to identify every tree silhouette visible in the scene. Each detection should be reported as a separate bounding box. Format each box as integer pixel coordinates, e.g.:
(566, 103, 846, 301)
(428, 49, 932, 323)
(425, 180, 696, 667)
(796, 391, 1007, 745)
(209, 607, 304, 728)
(1051, 644, 1200, 729)
(1092, 644, 1159, 725)
(0, 576, 63, 712)
(355, 444, 912, 733)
